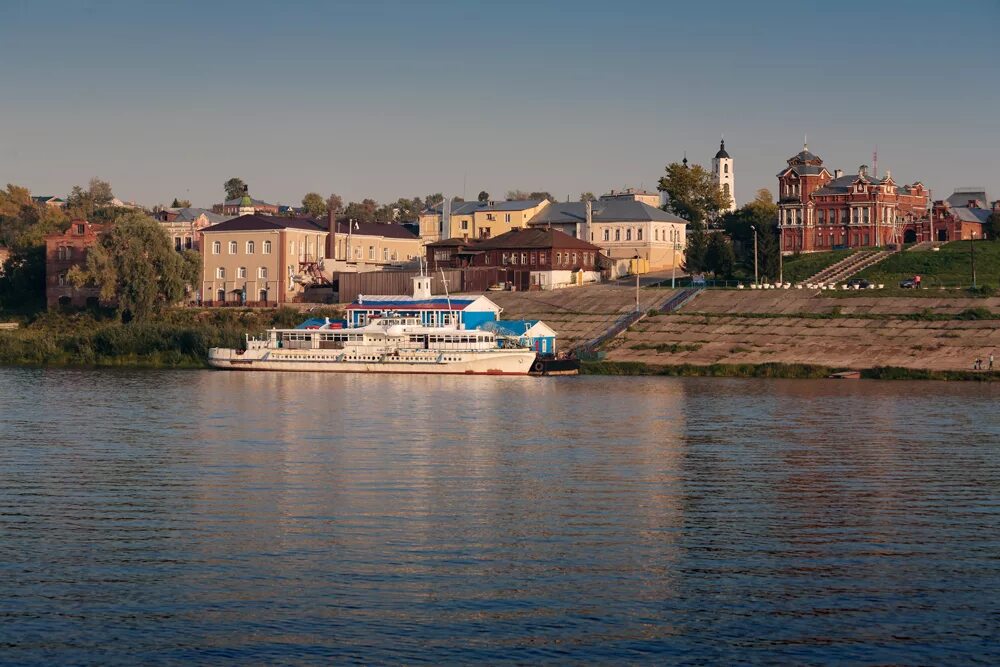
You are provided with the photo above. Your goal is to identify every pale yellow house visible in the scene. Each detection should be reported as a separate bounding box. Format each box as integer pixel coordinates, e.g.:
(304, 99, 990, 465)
(528, 200, 687, 276)
(200, 214, 328, 306)
(600, 188, 662, 208)
(419, 199, 549, 243)
(328, 219, 421, 272)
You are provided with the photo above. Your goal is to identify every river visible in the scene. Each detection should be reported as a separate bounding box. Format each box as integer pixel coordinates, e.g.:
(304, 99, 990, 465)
(1, 368, 997, 664)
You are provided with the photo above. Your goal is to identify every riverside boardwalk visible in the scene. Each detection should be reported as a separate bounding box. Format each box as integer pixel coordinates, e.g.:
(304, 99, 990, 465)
(480, 284, 1000, 374)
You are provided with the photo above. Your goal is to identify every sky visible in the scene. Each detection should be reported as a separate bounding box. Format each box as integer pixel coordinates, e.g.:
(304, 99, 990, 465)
(1, 0, 998, 209)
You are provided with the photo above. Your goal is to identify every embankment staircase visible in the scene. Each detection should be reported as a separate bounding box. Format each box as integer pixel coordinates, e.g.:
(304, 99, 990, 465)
(804, 250, 893, 285)
(574, 287, 701, 356)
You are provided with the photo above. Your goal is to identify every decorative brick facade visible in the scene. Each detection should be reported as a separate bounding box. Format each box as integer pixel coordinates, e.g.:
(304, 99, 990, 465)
(777, 144, 929, 253)
(45, 219, 106, 308)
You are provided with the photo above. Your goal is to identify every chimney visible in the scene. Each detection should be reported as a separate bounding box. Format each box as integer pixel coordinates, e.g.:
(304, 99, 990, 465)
(834, 169, 844, 179)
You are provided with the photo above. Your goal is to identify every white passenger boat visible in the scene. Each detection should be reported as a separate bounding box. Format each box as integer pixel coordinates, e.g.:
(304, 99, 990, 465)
(208, 314, 537, 375)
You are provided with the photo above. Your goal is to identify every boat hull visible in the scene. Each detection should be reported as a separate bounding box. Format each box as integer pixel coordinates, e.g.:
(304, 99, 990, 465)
(207, 347, 536, 375)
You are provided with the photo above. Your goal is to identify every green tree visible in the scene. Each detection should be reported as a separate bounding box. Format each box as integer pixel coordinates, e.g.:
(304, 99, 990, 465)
(171, 198, 192, 208)
(986, 211, 1000, 241)
(684, 226, 708, 274)
(477, 190, 490, 203)
(344, 199, 378, 224)
(423, 193, 444, 208)
(0, 185, 70, 312)
(301, 192, 327, 218)
(528, 191, 553, 202)
(657, 161, 728, 226)
(88, 178, 114, 205)
(327, 193, 344, 214)
(704, 231, 736, 278)
(580, 192, 596, 202)
(721, 188, 780, 280)
(68, 211, 200, 321)
(224, 177, 246, 200)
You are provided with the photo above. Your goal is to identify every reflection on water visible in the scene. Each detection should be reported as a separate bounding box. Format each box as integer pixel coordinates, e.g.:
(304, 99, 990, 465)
(1, 369, 998, 664)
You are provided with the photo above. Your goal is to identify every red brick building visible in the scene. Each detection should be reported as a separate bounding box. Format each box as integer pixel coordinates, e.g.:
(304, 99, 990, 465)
(426, 228, 603, 290)
(45, 219, 106, 308)
(905, 189, 997, 243)
(777, 144, 929, 252)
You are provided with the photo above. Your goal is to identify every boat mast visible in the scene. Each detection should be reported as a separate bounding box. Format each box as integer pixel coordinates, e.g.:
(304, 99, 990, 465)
(439, 267, 454, 327)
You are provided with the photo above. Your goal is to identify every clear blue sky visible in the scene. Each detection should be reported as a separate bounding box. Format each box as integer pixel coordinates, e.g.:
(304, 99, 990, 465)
(1, 0, 997, 208)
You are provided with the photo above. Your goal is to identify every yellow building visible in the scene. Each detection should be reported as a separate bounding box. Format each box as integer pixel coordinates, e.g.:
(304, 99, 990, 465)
(418, 199, 549, 242)
(328, 219, 422, 272)
(201, 214, 328, 306)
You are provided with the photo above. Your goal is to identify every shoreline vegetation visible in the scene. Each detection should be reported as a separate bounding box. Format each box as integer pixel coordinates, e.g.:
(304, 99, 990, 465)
(0, 307, 343, 369)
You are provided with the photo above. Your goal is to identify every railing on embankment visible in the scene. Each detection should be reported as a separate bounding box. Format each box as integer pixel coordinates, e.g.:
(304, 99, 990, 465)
(575, 287, 702, 358)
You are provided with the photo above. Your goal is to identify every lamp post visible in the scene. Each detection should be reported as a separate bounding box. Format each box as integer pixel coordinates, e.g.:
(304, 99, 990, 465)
(634, 251, 640, 312)
(751, 225, 759, 285)
(671, 241, 678, 289)
(971, 232, 978, 289)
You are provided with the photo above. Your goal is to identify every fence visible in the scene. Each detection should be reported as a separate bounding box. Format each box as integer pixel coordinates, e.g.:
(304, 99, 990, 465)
(335, 269, 466, 303)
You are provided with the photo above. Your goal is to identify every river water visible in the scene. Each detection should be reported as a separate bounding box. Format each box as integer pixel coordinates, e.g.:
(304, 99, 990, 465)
(1, 368, 997, 664)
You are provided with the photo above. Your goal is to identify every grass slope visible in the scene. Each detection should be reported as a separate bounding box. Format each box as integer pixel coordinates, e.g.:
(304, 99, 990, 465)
(780, 249, 854, 283)
(858, 241, 1000, 288)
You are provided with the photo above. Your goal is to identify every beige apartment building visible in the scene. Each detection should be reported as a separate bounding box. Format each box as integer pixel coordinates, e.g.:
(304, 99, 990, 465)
(419, 199, 549, 242)
(200, 214, 328, 305)
(328, 219, 421, 272)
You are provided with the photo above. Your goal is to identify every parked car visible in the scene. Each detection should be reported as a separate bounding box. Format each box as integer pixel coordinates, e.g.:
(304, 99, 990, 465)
(847, 278, 871, 289)
(899, 278, 918, 289)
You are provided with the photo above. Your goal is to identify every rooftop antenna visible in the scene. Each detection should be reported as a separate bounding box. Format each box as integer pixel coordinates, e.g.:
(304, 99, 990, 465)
(804, 134, 808, 150)
(873, 145, 878, 179)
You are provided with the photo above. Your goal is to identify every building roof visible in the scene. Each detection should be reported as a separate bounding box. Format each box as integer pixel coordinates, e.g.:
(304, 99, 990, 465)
(947, 189, 990, 209)
(952, 207, 991, 224)
(787, 145, 823, 166)
(811, 173, 888, 196)
(475, 227, 600, 251)
(424, 199, 545, 215)
(167, 207, 231, 224)
(426, 237, 471, 248)
(32, 195, 65, 203)
(223, 196, 277, 207)
(777, 164, 828, 177)
(202, 214, 326, 233)
(714, 139, 730, 159)
(528, 199, 687, 225)
(331, 220, 418, 240)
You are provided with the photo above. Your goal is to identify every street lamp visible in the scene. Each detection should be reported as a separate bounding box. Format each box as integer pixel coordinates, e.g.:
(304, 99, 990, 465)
(750, 225, 759, 285)
(633, 251, 641, 312)
(671, 241, 679, 289)
(971, 232, 978, 289)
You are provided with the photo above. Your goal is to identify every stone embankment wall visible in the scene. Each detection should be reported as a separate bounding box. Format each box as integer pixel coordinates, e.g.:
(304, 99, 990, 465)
(608, 291, 1000, 372)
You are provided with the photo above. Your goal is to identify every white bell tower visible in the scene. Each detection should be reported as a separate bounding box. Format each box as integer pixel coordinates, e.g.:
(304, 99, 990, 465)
(712, 137, 735, 212)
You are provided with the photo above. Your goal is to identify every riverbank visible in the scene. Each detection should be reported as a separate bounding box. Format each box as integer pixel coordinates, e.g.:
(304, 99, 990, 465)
(581, 360, 999, 381)
(0, 307, 342, 368)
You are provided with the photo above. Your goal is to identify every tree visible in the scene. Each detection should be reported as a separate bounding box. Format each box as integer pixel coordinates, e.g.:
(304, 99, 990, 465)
(684, 226, 708, 274)
(506, 189, 529, 200)
(986, 211, 1000, 241)
(343, 199, 378, 224)
(68, 211, 200, 321)
(171, 198, 192, 208)
(423, 193, 444, 208)
(88, 178, 114, 205)
(720, 188, 780, 280)
(704, 231, 736, 278)
(327, 194, 344, 214)
(0, 185, 70, 312)
(224, 178, 246, 200)
(301, 192, 327, 218)
(529, 191, 553, 202)
(477, 191, 490, 203)
(657, 162, 728, 226)
(580, 192, 596, 202)
(506, 190, 552, 201)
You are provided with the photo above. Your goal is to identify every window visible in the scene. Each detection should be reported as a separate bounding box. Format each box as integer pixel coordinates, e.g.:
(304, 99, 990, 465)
(76, 224, 85, 234)
(229, 241, 237, 254)
(571, 252, 577, 265)
(539, 253, 546, 265)
(655, 229, 659, 241)
(217, 267, 225, 279)
(213, 241, 221, 254)
(174, 237, 182, 251)
(511, 253, 518, 265)
(724, 163, 729, 174)
(626, 229, 632, 241)
(505, 213, 511, 223)
(258, 267, 268, 279)
(185, 237, 193, 250)
(246, 241, 255, 254)
(615, 229, 621, 241)
(383, 248, 389, 261)
(637, 229, 643, 241)
(238, 267, 247, 279)
(556, 252, 561, 265)
(603, 229, 610, 241)
(461, 220, 468, 230)
(290, 240, 296, 255)
(354, 247, 362, 259)
(368, 246, 375, 260)
(263, 240, 272, 254)
(530, 252, 536, 265)
(521, 252, 527, 264)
